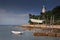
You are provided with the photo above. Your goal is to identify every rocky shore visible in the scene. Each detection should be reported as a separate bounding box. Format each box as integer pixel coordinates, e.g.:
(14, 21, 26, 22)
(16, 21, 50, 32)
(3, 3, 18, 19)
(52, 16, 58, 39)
(16, 24, 60, 37)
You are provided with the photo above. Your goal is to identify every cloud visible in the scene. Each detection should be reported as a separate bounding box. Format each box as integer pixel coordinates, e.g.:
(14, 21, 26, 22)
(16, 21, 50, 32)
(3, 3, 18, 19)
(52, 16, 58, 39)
(0, 9, 29, 25)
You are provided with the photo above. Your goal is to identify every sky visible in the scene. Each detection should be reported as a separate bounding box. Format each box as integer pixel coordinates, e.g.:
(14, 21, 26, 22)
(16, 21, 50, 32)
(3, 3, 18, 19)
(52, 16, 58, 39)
(0, 0, 60, 25)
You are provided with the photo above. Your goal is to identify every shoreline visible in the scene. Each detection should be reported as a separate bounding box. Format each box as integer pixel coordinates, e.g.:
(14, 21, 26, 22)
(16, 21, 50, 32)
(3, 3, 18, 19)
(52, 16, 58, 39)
(16, 24, 60, 30)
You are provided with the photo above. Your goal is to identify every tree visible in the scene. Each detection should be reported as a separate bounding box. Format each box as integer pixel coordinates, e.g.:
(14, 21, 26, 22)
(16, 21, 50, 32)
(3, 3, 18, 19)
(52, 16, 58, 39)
(52, 6, 60, 20)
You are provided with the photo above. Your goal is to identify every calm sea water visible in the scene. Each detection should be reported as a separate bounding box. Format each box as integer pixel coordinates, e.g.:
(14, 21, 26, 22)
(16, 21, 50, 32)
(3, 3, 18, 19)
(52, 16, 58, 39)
(0, 25, 60, 40)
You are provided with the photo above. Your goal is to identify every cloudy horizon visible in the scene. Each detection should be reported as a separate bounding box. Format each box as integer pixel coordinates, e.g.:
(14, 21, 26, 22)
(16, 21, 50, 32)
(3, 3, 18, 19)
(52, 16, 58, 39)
(0, 9, 29, 25)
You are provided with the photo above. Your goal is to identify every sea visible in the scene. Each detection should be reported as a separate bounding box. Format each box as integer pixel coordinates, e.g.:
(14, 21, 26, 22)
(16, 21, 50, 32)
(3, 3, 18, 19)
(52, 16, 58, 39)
(0, 25, 60, 40)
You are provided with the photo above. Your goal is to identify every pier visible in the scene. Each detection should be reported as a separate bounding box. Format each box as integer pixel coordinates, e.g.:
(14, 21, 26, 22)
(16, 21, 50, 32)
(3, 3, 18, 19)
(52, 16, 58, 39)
(33, 32, 60, 37)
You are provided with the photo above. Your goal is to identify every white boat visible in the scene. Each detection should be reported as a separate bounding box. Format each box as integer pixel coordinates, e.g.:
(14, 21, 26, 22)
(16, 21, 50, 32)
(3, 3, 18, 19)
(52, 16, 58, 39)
(11, 31, 23, 35)
(30, 19, 44, 23)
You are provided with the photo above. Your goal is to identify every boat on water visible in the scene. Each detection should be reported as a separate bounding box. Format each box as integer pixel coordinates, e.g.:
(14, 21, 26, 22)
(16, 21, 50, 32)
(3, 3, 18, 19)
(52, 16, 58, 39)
(11, 31, 23, 35)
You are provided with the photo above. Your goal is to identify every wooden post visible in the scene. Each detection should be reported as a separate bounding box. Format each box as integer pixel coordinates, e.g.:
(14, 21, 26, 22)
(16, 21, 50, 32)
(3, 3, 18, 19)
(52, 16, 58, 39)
(52, 15, 54, 32)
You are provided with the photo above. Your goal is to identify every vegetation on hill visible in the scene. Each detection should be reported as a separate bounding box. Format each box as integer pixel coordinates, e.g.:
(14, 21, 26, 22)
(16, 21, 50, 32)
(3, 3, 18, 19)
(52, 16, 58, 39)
(29, 6, 60, 25)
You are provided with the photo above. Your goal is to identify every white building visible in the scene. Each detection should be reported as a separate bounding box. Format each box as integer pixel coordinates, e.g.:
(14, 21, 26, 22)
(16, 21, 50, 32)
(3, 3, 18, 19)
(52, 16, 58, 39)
(30, 19, 44, 23)
(42, 5, 46, 13)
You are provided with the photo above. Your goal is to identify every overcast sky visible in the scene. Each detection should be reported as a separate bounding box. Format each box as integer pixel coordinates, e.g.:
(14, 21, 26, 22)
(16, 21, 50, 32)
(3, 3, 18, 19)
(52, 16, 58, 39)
(0, 0, 60, 25)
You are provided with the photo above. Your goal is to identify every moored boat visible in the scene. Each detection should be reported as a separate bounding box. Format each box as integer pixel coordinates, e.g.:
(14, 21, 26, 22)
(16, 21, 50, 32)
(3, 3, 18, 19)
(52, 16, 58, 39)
(11, 31, 23, 35)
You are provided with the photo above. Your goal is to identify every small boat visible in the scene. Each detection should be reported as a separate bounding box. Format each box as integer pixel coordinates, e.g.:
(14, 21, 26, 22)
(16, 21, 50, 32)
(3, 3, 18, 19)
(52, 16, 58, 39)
(11, 31, 23, 35)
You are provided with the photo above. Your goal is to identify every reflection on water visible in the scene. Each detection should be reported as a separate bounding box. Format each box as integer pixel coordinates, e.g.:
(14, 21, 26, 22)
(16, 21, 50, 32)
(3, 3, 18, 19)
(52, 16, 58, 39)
(0, 25, 60, 40)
